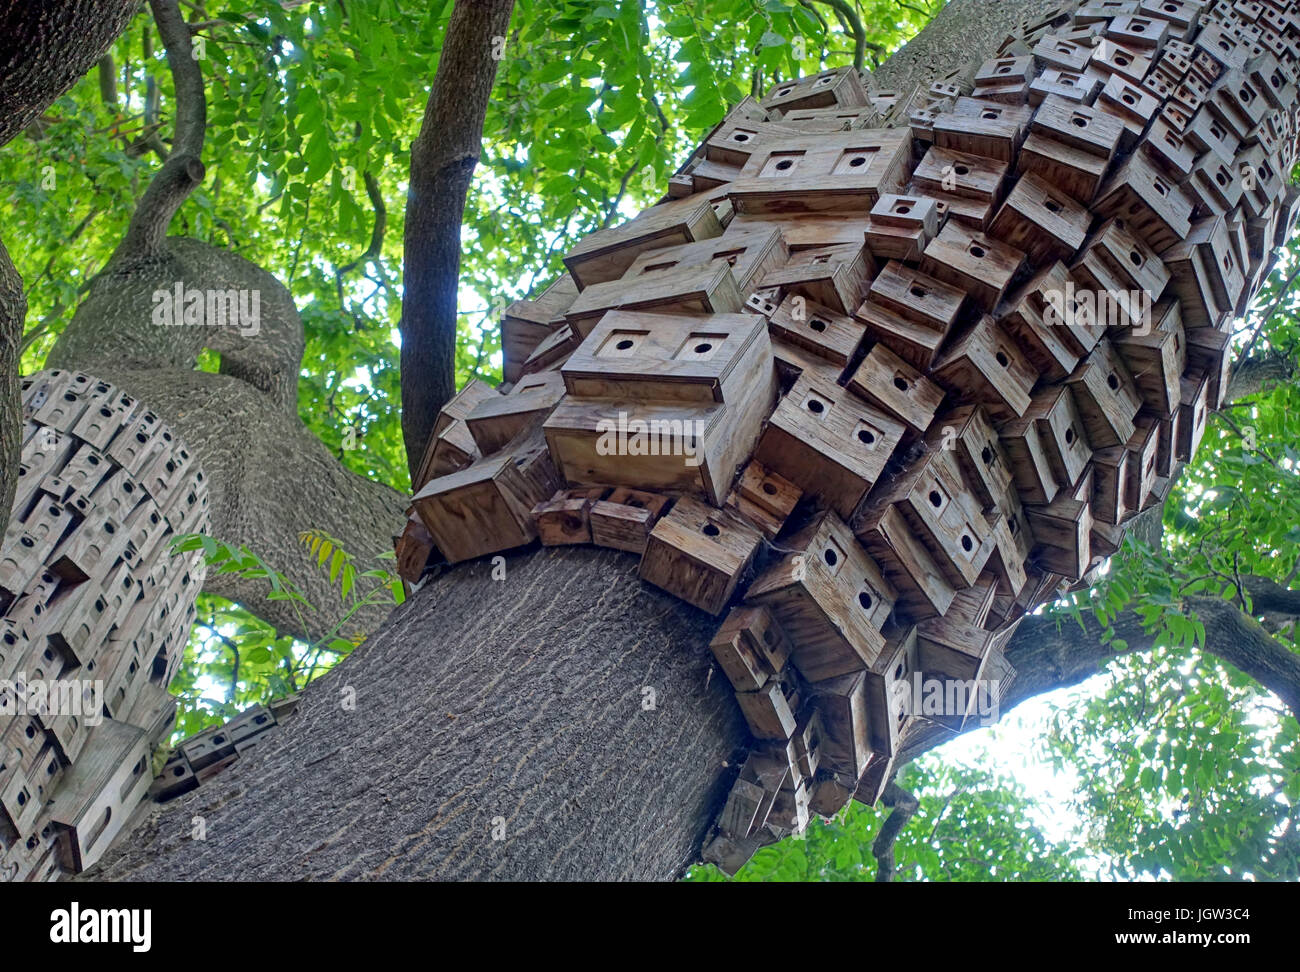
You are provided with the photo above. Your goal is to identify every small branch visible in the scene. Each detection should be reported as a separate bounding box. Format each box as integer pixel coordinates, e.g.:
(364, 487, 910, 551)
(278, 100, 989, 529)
(872, 782, 919, 882)
(114, 0, 208, 263)
(199, 622, 241, 704)
(1239, 261, 1300, 362)
(814, 0, 866, 71)
(97, 55, 119, 108)
(337, 171, 387, 278)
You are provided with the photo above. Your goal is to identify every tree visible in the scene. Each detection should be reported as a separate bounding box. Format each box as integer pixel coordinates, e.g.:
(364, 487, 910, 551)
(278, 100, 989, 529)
(2, 0, 1298, 882)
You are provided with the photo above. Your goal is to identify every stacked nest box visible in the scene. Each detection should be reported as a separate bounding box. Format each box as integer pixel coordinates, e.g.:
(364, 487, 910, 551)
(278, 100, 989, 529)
(402, 0, 1300, 874)
(1, 370, 209, 881)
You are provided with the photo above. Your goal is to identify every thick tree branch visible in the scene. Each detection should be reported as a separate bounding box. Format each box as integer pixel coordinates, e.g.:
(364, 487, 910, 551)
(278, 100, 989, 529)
(1239, 262, 1300, 362)
(898, 584, 1300, 766)
(0, 236, 23, 534)
(399, 0, 516, 481)
(0, 0, 140, 147)
(116, 0, 209, 265)
(1224, 349, 1295, 404)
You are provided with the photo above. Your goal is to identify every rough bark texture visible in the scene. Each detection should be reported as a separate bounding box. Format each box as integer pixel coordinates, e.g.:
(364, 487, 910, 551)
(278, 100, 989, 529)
(47, 239, 407, 641)
(88, 545, 746, 881)
(867, 0, 1063, 91)
(0, 236, 22, 544)
(0, 0, 140, 147)
(400, 0, 516, 481)
(0, 0, 142, 531)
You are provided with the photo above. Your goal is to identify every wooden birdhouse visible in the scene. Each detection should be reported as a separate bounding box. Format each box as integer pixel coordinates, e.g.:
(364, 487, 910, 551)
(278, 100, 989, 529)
(746, 511, 897, 681)
(929, 405, 1017, 512)
(914, 615, 1012, 729)
(807, 669, 872, 779)
(764, 294, 867, 367)
(1028, 67, 1103, 106)
(758, 240, 876, 313)
(1070, 220, 1171, 328)
(589, 488, 670, 554)
(990, 171, 1091, 265)
(465, 371, 565, 457)
(639, 497, 763, 615)
(726, 129, 913, 214)
(500, 276, 575, 380)
(913, 145, 1009, 210)
(1113, 299, 1186, 416)
(547, 310, 777, 505)
(709, 605, 794, 693)
(753, 370, 905, 518)
(864, 192, 942, 263)
(847, 342, 945, 440)
(1025, 493, 1093, 579)
(1177, 372, 1210, 461)
(411, 432, 559, 564)
(560, 310, 774, 405)
(563, 260, 746, 336)
(1065, 341, 1144, 447)
(999, 263, 1089, 381)
(761, 67, 871, 113)
(862, 622, 922, 757)
(563, 194, 726, 289)
(530, 486, 608, 547)
(856, 445, 996, 590)
(617, 224, 790, 297)
(414, 378, 497, 488)
(725, 460, 802, 539)
(854, 260, 965, 370)
(929, 315, 1038, 422)
(933, 97, 1032, 162)
(45, 719, 152, 873)
(1019, 95, 1125, 201)
(1094, 152, 1195, 254)
(735, 672, 802, 740)
(920, 221, 1026, 312)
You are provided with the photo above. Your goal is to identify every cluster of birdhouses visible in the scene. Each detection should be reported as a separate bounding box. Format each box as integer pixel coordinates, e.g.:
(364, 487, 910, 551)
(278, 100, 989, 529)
(0, 370, 208, 882)
(401, 0, 1300, 874)
(149, 696, 299, 803)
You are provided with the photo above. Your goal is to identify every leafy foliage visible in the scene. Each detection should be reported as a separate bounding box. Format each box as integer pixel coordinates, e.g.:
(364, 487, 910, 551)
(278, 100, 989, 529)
(690, 760, 1084, 881)
(167, 530, 403, 739)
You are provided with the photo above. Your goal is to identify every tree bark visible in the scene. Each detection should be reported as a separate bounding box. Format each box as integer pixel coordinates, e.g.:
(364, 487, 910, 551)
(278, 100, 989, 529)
(0, 0, 140, 147)
(400, 0, 516, 481)
(88, 545, 746, 881)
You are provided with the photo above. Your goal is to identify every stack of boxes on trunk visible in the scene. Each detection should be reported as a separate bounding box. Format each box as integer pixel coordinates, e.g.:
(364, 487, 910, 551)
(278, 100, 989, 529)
(401, 0, 1300, 874)
(148, 695, 299, 803)
(1, 370, 209, 881)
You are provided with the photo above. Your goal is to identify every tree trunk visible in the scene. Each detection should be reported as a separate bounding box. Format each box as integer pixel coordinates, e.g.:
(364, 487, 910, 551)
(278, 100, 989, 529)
(399, 0, 516, 480)
(89, 545, 746, 881)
